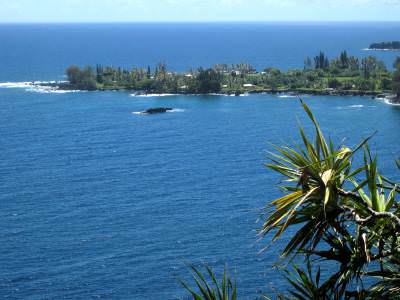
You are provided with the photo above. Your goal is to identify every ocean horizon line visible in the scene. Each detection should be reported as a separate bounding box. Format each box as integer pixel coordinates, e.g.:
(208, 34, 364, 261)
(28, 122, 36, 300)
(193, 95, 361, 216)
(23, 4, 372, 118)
(0, 20, 400, 25)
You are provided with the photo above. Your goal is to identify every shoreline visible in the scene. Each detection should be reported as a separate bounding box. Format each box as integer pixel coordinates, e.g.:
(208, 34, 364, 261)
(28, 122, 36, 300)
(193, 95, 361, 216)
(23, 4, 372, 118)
(61, 83, 400, 104)
(1, 80, 398, 104)
(59, 83, 392, 98)
(364, 48, 400, 51)
(65, 83, 400, 104)
(61, 52, 399, 105)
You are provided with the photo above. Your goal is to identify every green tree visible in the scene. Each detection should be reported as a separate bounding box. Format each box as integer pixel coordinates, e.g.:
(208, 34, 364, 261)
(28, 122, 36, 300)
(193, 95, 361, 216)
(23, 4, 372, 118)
(66, 65, 82, 85)
(95, 64, 104, 83)
(348, 56, 360, 71)
(146, 66, 151, 79)
(304, 57, 313, 70)
(66, 65, 97, 90)
(357, 78, 375, 91)
(361, 56, 386, 79)
(314, 51, 329, 70)
(393, 57, 400, 100)
(196, 68, 222, 94)
(381, 77, 392, 90)
(339, 50, 349, 69)
(79, 66, 97, 90)
(328, 78, 341, 89)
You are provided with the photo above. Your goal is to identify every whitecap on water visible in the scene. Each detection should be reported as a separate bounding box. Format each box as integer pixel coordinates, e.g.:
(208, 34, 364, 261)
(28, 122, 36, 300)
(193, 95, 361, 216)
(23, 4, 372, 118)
(0, 82, 33, 88)
(337, 104, 365, 110)
(278, 94, 298, 98)
(130, 93, 177, 97)
(376, 97, 400, 106)
(0, 81, 80, 94)
(28, 86, 80, 94)
(170, 108, 185, 112)
(363, 48, 400, 52)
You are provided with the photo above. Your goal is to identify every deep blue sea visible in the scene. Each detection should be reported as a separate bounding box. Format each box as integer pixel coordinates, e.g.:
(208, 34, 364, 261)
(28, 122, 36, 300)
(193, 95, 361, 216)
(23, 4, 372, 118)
(0, 23, 400, 299)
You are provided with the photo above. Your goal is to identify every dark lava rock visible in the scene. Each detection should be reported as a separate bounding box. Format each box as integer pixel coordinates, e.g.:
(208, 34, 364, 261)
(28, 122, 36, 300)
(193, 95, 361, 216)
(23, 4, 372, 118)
(143, 107, 173, 114)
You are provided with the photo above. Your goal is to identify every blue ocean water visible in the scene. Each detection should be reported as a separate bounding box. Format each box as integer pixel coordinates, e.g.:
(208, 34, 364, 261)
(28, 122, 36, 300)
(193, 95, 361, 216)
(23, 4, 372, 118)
(0, 23, 400, 299)
(1, 22, 400, 81)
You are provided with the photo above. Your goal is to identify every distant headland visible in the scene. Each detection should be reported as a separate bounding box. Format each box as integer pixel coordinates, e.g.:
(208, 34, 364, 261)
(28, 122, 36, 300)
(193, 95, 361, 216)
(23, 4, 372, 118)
(367, 41, 400, 51)
(43, 51, 400, 103)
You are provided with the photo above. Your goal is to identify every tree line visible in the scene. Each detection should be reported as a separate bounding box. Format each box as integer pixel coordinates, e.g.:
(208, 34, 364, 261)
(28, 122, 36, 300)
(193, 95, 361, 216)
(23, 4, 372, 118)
(64, 52, 400, 99)
(66, 63, 222, 94)
(369, 41, 400, 50)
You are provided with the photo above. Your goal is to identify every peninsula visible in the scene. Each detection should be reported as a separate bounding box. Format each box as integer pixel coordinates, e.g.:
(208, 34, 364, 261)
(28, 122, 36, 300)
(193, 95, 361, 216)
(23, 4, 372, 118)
(368, 41, 400, 51)
(57, 51, 400, 101)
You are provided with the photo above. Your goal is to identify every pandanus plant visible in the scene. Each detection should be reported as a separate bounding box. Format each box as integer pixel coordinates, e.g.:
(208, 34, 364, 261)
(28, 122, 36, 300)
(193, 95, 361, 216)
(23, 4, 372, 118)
(180, 101, 400, 299)
(262, 101, 400, 298)
(262, 101, 358, 257)
(179, 264, 237, 300)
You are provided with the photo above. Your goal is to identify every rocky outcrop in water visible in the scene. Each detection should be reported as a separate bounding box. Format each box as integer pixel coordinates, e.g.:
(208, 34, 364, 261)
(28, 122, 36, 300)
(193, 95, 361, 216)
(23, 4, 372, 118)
(142, 107, 173, 114)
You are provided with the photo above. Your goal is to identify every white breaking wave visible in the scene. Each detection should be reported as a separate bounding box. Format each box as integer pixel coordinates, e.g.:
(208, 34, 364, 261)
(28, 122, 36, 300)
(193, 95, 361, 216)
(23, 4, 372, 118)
(0, 82, 33, 88)
(377, 97, 400, 106)
(28, 86, 80, 94)
(337, 104, 380, 110)
(130, 93, 177, 97)
(337, 104, 367, 110)
(170, 108, 185, 112)
(363, 48, 400, 51)
(0, 81, 79, 94)
(278, 94, 298, 98)
(223, 93, 249, 97)
(337, 105, 363, 109)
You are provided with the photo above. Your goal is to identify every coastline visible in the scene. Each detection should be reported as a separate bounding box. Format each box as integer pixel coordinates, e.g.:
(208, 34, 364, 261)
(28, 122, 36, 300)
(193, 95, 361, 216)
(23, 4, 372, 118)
(58, 82, 400, 104)
(60, 51, 399, 105)
(1, 80, 398, 105)
(364, 48, 400, 51)
(55, 82, 392, 98)
(366, 41, 400, 51)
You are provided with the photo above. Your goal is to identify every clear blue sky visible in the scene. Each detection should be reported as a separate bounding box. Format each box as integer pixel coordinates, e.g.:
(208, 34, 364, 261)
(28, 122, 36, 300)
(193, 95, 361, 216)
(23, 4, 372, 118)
(0, 0, 399, 23)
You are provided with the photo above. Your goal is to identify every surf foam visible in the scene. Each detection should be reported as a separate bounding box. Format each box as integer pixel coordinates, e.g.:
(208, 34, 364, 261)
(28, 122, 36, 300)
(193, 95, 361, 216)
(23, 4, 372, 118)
(130, 93, 177, 97)
(0, 81, 79, 94)
(278, 94, 298, 98)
